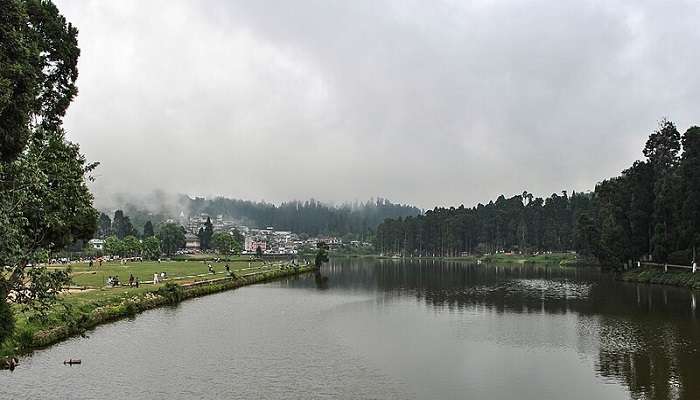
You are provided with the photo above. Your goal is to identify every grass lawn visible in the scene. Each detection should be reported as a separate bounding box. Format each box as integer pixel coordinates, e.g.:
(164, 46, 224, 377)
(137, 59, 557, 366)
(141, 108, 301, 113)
(50, 259, 283, 288)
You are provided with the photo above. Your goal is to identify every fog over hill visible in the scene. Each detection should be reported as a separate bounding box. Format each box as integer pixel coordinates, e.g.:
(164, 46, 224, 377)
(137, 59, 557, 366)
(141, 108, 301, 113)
(98, 191, 421, 237)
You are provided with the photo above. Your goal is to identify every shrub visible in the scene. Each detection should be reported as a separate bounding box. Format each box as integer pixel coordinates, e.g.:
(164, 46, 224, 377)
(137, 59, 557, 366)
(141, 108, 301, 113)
(156, 283, 184, 304)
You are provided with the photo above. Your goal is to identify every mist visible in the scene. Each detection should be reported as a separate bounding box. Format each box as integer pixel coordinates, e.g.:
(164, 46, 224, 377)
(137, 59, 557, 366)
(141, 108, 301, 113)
(55, 0, 700, 209)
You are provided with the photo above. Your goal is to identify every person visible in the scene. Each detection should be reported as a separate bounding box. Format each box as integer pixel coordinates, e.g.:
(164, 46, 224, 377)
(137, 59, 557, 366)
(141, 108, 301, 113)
(153, 273, 160, 284)
(135, 277, 139, 288)
(208, 264, 214, 274)
(106, 276, 113, 286)
(89, 259, 93, 268)
(129, 274, 135, 287)
(98, 258, 102, 267)
(225, 264, 230, 273)
(112, 276, 119, 287)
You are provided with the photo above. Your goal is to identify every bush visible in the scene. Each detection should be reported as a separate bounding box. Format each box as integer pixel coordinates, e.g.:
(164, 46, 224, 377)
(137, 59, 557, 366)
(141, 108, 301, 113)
(123, 301, 138, 317)
(156, 283, 184, 304)
(14, 328, 35, 351)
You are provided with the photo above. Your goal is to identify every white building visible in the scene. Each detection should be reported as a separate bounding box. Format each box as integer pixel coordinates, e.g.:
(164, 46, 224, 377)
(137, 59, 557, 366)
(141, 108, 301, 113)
(88, 238, 105, 251)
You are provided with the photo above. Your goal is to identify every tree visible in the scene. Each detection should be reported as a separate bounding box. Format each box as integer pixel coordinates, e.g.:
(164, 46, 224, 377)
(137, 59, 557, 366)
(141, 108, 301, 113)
(97, 213, 112, 238)
(112, 210, 136, 239)
(104, 235, 123, 256)
(143, 220, 155, 237)
(231, 228, 245, 246)
(198, 217, 214, 250)
(122, 235, 141, 257)
(314, 241, 330, 268)
(681, 126, 700, 254)
(211, 232, 241, 255)
(645, 120, 682, 261)
(142, 236, 161, 260)
(1, 0, 96, 344)
(158, 223, 185, 256)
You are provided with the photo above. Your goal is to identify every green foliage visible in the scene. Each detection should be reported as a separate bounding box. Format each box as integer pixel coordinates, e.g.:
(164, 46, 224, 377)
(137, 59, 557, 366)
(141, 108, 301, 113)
(104, 235, 123, 256)
(142, 236, 161, 260)
(211, 232, 241, 255)
(156, 282, 184, 304)
(315, 241, 329, 268)
(158, 223, 185, 256)
(0, 0, 36, 162)
(376, 191, 592, 257)
(97, 212, 112, 237)
(197, 217, 214, 250)
(112, 210, 136, 239)
(116, 196, 419, 239)
(121, 235, 141, 257)
(0, 294, 14, 345)
(377, 120, 700, 267)
(1, 0, 95, 343)
(143, 220, 154, 237)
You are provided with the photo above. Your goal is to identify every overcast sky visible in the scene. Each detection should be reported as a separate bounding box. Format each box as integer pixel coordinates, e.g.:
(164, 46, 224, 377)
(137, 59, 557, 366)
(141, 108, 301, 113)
(55, 0, 700, 209)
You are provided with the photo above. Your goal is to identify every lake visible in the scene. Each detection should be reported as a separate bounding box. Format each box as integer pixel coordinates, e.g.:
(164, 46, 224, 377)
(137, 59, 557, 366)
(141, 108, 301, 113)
(3, 259, 700, 399)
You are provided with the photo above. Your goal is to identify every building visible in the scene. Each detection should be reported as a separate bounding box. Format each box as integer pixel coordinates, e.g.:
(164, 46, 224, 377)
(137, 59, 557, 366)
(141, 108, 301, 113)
(245, 237, 267, 252)
(184, 233, 201, 250)
(88, 238, 105, 251)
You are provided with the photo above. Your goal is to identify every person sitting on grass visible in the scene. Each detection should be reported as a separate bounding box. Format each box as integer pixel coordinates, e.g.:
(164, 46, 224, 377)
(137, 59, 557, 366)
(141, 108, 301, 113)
(208, 264, 215, 274)
(129, 274, 135, 287)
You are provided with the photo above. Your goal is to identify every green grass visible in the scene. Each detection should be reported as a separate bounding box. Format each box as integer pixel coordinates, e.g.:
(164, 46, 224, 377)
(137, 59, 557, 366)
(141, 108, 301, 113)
(621, 268, 700, 290)
(51, 259, 272, 288)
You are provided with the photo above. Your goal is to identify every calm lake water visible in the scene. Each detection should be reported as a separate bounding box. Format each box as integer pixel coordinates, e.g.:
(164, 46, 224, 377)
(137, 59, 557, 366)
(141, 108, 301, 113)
(3, 259, 700, 399)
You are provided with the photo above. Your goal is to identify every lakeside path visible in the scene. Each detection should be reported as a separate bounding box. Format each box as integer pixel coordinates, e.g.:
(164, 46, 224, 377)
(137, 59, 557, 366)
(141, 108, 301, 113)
(1, 259, 315, 365)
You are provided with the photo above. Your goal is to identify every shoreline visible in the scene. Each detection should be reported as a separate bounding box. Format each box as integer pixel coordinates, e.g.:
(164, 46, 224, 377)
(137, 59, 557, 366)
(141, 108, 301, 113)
(330, 253, 596, 266)
(1, 265, 315, 368)
(620, 268, 700, 290)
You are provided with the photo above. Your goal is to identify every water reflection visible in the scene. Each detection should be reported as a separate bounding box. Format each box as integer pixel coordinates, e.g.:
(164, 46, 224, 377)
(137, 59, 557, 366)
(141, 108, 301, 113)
(283, 259, 700, 399)
(313, 269, 329, 290)
(6, 259, 700, 400)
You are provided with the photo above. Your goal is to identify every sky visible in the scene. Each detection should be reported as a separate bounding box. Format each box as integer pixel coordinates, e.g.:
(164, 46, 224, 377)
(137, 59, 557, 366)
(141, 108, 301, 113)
(55, 0, 700, 209)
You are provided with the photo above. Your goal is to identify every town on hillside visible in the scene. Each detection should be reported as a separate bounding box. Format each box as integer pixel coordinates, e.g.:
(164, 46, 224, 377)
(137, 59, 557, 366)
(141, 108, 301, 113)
(87, 212, 372, 258)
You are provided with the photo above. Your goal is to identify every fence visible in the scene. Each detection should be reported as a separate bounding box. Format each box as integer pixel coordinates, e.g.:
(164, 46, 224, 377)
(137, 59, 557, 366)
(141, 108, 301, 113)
(639, 261, 698, 273)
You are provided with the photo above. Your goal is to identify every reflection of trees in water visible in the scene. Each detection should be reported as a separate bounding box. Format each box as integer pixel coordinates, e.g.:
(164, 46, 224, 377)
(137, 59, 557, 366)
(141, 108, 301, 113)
(314, 270, 329, 290)
(314, 259, 700, 399)
(593, 289, 700, 399)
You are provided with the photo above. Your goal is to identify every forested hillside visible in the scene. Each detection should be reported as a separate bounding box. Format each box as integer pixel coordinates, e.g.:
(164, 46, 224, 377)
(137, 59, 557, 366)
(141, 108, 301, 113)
(109, 196, 420, 238)
(376, 121, 700, 266)
(192, 197, 420, 237)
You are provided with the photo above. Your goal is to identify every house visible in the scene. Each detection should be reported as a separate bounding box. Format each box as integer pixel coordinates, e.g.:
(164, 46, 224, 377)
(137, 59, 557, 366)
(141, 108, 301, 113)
(244, 237, 267, 252)
(88, 238, 105, 251)
(184, 233, 200, 250)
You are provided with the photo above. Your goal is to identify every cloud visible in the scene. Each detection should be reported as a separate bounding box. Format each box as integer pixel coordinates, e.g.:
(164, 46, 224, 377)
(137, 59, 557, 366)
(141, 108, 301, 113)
(56, 0, 700, 208)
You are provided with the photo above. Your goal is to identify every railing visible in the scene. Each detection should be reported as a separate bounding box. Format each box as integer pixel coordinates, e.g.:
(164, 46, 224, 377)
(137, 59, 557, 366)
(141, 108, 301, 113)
(639, 261, 698, 273)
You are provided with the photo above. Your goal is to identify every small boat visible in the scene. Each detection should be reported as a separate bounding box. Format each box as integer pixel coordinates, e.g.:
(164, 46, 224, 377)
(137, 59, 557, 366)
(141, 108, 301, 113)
(63, 359, 82, 365)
